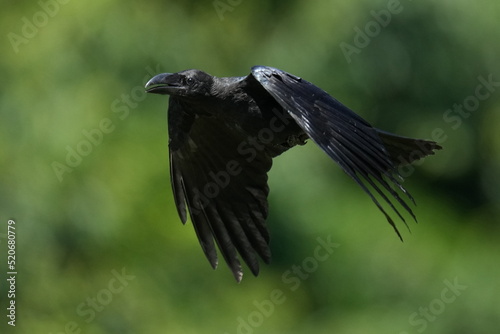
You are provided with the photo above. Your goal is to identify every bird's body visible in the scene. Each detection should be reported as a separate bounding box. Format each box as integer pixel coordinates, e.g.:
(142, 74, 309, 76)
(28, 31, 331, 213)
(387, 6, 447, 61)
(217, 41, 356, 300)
(166, 72, 307, 157)
(145, 66, 441, 282)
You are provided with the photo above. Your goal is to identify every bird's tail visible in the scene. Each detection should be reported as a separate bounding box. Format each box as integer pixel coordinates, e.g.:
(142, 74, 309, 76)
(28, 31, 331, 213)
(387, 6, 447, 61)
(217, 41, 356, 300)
(375, 129, 442, 167)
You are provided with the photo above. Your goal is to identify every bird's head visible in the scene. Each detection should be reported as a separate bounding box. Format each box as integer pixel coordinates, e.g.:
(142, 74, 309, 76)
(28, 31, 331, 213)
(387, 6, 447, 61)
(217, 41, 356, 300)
(145, 69, 214, 99)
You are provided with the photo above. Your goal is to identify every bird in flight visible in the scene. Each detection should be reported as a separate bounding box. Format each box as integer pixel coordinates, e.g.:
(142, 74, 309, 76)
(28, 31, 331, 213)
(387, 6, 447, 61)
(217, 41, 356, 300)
(145, 66, 442, 282)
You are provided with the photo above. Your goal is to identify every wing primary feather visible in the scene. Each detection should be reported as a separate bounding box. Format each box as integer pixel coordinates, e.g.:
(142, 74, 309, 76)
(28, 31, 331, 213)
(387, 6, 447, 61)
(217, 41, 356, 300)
(201, 204, 243, 282)
(177, 159, 220, 269)
(234, 202, 272, 264)
(183, 191, 218, 269)
(215, 202, 261, 276)
(335, 134, 417, 221)
(169, 153, 187, 223)
(340, 145, 412, 228)
(340, 159, 404, 241)
(331, 138, 409, 234)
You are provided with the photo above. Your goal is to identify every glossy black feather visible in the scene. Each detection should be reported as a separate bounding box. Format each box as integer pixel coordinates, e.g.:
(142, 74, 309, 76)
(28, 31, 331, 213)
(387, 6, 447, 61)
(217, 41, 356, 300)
(168, 97, 273, 281)
(251, 66, 424, 238)
(145, 66, 442, 281)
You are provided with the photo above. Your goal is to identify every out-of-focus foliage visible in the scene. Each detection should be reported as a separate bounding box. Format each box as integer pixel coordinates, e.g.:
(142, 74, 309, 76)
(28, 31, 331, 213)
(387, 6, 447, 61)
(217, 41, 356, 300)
(1, 0, 499, 333)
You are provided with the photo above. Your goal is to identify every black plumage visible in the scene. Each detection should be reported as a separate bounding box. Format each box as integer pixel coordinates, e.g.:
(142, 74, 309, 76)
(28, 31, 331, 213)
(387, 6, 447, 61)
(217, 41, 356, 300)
(145, 66, 442, 282)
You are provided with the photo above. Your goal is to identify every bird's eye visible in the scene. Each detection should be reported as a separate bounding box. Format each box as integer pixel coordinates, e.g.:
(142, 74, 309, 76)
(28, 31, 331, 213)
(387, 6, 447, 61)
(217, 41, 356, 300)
(186, 77, 194, 85)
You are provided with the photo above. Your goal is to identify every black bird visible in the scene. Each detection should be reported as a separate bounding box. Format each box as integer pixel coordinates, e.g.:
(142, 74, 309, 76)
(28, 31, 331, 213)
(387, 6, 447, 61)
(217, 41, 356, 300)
(145, 66, 441, 282)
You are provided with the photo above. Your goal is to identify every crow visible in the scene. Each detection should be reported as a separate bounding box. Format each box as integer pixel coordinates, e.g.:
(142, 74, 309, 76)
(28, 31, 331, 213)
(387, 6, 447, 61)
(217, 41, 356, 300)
(145, 66, 442, 282)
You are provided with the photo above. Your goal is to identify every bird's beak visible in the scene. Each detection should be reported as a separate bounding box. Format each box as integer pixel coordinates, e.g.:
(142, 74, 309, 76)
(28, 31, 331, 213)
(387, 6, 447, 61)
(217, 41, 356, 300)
(145, 73, 181, 95)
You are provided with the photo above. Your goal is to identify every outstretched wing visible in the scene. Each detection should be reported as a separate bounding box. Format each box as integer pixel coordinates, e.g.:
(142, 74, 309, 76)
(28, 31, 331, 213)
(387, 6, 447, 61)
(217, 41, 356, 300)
(168, 98, 273, 282)
(251, 66, 415, 239)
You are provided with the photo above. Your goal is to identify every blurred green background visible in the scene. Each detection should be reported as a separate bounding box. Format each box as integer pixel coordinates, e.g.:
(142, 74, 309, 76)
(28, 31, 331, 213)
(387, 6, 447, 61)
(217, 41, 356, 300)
(1, 0, 500, 333)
